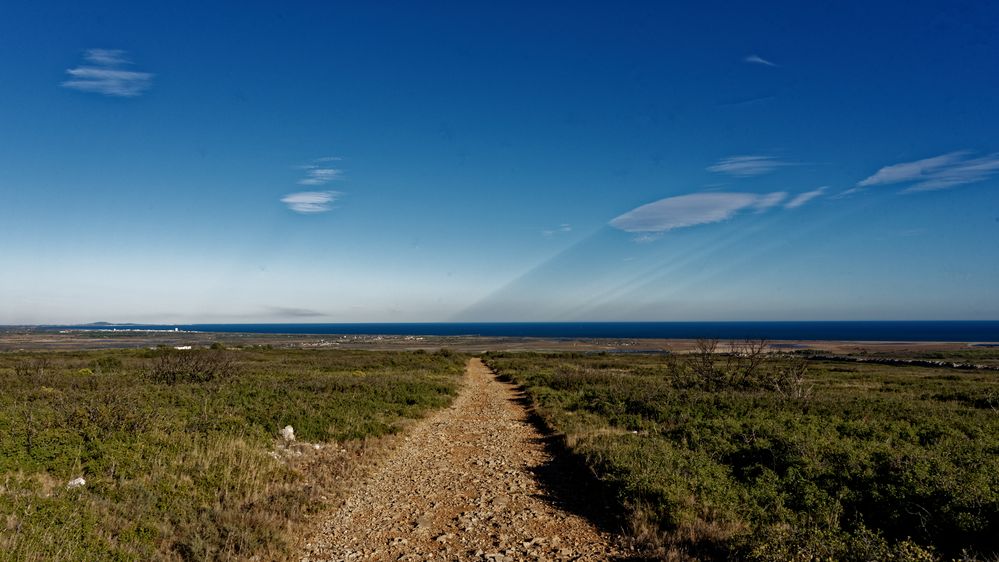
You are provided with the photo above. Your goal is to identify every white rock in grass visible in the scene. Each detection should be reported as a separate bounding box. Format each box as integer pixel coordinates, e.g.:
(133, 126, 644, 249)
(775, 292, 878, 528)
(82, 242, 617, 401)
(280, 425, 295, 441)
(67, 477, 86, 489)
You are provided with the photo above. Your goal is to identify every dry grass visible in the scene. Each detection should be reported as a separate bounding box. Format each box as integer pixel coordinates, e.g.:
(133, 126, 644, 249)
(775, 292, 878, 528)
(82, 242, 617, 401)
(0, 348, 465, 561)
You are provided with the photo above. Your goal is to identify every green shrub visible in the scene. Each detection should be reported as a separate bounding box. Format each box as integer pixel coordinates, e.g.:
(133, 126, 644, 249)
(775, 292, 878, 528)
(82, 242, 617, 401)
(483, 351, 999, 560)
(0, 348, 465, 560)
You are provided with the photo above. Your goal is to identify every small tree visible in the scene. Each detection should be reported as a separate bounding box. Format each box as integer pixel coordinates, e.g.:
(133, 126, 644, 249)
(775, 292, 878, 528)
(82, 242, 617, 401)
(691, 338, 723, 389)
(729, 339, 771, 388)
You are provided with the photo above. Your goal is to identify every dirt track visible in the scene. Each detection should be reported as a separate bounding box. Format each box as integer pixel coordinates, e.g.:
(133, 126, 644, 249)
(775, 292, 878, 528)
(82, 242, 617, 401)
(301, 358, 626, 561)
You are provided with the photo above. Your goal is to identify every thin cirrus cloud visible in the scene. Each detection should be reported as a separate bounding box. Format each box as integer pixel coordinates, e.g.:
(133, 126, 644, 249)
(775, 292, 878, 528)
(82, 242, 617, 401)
(280, 191, 341, 214)
(784, 186, 828, 209)
(857, 151, 999, 193)
(62, 49, 153, 97)
(609, 191, 787, 234)
(753, 192, 788, 211)
(297, 156, 344, 186)
(542, 224, 572, 237)
(744, 54, 778, 67)
(299, 168, 343, 185)
(707, 155, 789, 177)
(281, 156, 345, 213)
(265, 306, 326, 318)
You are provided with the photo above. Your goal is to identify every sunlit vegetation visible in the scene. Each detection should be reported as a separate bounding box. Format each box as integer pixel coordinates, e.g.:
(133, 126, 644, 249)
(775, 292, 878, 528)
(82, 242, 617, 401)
(484, 347, 999, 561)
(851, 348, 999, 368)
(0, 348, 464, 561)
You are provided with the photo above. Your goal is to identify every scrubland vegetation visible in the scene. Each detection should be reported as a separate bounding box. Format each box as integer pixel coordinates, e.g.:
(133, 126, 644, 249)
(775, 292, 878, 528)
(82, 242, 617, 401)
(0, 347, 464, 561)
(848, 348, 999, 368)
(484, 345, 999, 561)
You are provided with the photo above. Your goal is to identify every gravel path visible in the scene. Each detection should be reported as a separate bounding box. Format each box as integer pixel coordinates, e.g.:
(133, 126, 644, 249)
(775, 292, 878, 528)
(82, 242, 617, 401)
(302, 358, 626, 562)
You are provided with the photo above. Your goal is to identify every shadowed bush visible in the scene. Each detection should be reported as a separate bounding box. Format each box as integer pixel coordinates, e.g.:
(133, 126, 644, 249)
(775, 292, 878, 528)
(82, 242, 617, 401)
(147, 348, 238, 384)
(484, 349, 999, 561)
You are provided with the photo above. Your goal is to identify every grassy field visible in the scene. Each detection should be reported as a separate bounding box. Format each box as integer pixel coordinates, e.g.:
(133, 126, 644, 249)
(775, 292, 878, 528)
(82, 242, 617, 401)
(0, 347, 465, 561)
(484, 347, 999, 561)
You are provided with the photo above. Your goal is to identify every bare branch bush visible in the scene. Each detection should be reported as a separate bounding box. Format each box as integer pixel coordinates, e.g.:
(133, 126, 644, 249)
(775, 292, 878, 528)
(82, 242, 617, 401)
(147, 349, 238, 385)
(730, 338, 771, 388)
(668, 339, 815, 404)
(691, 338, 724, 389)
(14, 357, 50, 385)
(771, 358, 814, 404)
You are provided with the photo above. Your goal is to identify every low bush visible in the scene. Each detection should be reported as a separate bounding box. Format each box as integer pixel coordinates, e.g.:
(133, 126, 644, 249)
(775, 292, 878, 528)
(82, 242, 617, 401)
(484, 348, 998, 561)
(146, 348, 238, 384)
(0, 348, 465, 561)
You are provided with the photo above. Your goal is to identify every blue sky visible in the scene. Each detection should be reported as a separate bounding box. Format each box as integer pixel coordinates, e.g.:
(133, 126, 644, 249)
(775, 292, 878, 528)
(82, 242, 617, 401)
(2, 1, 998, 323)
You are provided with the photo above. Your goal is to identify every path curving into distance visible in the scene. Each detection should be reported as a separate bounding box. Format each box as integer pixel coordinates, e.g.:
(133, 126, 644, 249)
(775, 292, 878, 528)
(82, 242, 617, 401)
(302, 358, 626, 562)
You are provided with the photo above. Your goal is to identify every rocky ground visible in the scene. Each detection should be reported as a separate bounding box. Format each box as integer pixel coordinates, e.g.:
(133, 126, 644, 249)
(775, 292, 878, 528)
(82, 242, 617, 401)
(301, 358, 630, 562)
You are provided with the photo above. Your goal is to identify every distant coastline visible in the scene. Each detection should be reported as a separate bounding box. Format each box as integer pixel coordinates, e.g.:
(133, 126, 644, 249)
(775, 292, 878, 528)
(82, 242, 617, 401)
(38, 321, 999, 342)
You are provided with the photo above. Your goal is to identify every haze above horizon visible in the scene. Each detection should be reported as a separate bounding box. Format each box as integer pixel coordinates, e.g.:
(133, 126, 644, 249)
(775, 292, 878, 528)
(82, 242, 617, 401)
(2, 1, 997, 324)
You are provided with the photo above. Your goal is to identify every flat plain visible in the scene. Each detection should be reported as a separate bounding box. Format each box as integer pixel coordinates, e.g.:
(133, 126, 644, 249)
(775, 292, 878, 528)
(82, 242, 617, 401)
(1, 332, 997, 561)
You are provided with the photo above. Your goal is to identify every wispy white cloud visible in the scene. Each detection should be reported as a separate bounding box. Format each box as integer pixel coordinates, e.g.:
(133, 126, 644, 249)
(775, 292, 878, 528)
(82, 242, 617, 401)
(281, 191, 341, 214)
(744, 54, 778, 67)
(631, 233, 663, 244)
(610, 192, 785, 234)
(265, 306, 326, 318)
(752, 191, 788, 211)
(299, 168, 343, 185)
(857, 151, 999, 193)
(296, 157, 344, 186)
(541, 224, 572, 237)
(62, 49, 153, 97)
(902, 154, 999, 192)
(63, 68, 153, 96)
(785, 186, 827, 208)
(857, 152, 966, 187)
(716, 94, 777, 107)
(708, 155, 789, 177)
(83, 48, 130, 66)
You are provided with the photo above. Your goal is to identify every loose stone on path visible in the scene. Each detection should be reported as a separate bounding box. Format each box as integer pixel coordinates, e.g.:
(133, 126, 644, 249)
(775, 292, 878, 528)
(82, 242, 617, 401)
(302, 358, 624, 561)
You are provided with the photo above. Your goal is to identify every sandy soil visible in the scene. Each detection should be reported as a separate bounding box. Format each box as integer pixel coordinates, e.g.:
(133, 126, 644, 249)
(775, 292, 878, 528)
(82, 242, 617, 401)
(300, 358, 629, 562)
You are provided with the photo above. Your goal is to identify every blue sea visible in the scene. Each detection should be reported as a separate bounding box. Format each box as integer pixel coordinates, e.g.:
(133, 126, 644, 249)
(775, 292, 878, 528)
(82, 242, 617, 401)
(55, 321, 999, 342)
